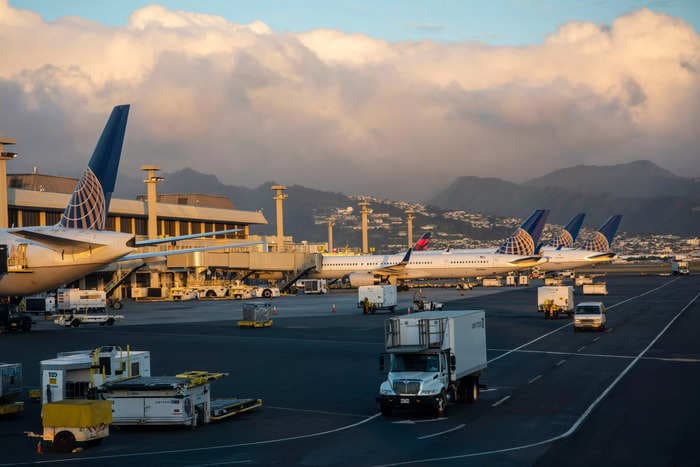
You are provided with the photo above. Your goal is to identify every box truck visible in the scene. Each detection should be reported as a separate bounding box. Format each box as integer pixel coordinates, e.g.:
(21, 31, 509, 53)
(358, 285, 397, 314)
(537, 286, 574, 319)
(377, 310, 487, 417)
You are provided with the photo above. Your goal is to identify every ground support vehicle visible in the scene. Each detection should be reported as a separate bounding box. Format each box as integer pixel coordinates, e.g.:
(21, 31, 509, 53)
(0, 304, 32, 333)
(41, 346, 151, 404)
(537, 286, 574, 319)
(100, 371, 262, 427)
(229, 285, 254, 300)
(251, 286, 281, 299)
(518, 275, 529, 286)
(194, 285, 228, 299)
(574, 302, 607, 332)
(302, 279, 328, 294)
(25, 295, 56, 314)
(412, 290, 444, 311)
(377, 310, 487, 417)
(53, 310, 123, 327)
(170, 287, 199, 301)
(0, 363, 23, 416)
(57, 289, 106, 312)
(358, 285, 397, 314)
(582, 283, 608, 295)
(544, 277, 564, 286)
(575, 275, 594, 287)
(238, 303, 273, 328)
(27, 400, 111, 453)
(482, 278, 502, 287)
(506, 275, 516, 287)
(672, 260, 690, 276)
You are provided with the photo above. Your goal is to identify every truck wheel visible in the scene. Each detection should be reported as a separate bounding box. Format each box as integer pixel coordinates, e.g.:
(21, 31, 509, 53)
(106, 318, 115, 326)
(112, 300, 123, 310)
(434, 393, 447, 417)
(53, 431, 76, 453)
(71, 319, 81, 328)
(22, 320, 31, 332)
(206, 290, 216, 298)
(262, 289, 273, 299)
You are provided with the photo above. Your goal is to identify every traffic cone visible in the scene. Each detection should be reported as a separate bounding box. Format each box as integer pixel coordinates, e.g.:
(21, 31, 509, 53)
(36, 441, 42, 455)
(273, 306, 277, 316)
(332, 304, 336, 313)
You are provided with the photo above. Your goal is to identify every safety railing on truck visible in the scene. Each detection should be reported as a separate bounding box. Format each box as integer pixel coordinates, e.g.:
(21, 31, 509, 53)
(385, 317, 447, 350)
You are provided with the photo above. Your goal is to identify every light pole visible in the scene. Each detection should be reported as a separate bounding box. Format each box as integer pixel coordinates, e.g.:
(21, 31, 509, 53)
(271, 185, 287, 252)
(327, 217, 335, 252)
(360, 201, 370, 254)
(0, 137, 18, 229)
(406, 209, 415, 248)
(141, 165, 163, 289)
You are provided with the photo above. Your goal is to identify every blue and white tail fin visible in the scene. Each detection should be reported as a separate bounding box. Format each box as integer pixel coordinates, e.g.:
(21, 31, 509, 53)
(581, 215, 623, 252)
(497, 209, 550, 256)
(60, 105, 130, 230)
(550, 213, 585, 248)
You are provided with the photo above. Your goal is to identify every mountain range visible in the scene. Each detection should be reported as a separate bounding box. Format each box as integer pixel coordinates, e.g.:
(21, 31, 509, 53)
(430, 160, 700, 234)
(114, 160, 700, 238)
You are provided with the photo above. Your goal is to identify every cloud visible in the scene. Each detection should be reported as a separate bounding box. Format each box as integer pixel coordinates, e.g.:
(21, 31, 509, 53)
(0, 1, 698, 200)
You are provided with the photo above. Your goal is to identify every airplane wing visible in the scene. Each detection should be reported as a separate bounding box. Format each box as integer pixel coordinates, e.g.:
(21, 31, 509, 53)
(133, 229, 241, 247)
(9, 229, 107, 253)
(117, 241, 262, 262)
(371, 248, 412, 275)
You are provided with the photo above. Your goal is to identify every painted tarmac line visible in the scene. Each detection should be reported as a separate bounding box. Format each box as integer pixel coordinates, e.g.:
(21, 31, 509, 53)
(486, 278, 678, 366)
(0, 414, 382, 465)
(417, 424, 466, 440)
(393, 418, 448, 425)
(577, 345, 587, 352)
(528, 374, 542, 384)
(187, 461, 252, 467)
(592, 336, 601, 342)
(491, 395, 511, 407)
(556, 359, 566, 366)
(489, 347, 700, 364)
(374, 289, 700, 467)
(264, 405, 370, 418)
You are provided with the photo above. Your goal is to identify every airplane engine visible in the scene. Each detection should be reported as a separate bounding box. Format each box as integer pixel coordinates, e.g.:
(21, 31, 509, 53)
(347, 272, 380, 288)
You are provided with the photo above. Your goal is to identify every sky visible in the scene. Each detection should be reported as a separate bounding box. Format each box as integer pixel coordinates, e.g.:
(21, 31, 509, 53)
(1, 1, 699, 200)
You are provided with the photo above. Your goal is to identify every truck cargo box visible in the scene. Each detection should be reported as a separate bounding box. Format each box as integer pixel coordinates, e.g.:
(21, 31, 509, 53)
(537, 286, 574, 312)
(358, 285, 397, 312)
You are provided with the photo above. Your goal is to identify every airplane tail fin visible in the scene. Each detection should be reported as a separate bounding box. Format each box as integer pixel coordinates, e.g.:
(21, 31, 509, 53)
(413, 232, 431, 251)
(497, 209, 550, 255)
(550, 213, 585, 248)
(60, 105, 130, 230)
(581, 215, 623, 252)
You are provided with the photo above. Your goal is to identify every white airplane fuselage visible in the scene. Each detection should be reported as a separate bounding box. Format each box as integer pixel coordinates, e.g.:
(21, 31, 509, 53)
(310, 250, 543, 281)
(0, 228, 135, 296)
(538, 246, 615, 272)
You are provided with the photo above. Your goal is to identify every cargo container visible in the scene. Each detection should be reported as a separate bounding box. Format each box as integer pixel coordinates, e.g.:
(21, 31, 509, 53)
(582, 283, 608, 295)
(482, 278, 502, 287)
(57, 289, 106, 312)
(377, 310, 487, 417)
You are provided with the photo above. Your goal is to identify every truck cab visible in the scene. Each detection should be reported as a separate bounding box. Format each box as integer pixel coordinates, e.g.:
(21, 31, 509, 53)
(574, 302, 606, 332)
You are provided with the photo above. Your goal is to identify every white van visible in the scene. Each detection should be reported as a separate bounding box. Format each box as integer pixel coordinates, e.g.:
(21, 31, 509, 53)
(574, 302, 607, 332)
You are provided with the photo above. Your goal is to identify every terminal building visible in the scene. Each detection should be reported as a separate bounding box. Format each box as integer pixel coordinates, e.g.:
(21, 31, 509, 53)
(4, 170, 323, 299)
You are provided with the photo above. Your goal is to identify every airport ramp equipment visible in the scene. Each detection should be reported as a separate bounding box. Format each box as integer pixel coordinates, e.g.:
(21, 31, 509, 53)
(238, 302, 273, 328)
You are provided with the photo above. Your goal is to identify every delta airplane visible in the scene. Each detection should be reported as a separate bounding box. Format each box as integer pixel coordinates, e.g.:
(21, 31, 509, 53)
(308, 209, 549, 287)
(538, 214, 623, 273)
(0, 105, 260, 297)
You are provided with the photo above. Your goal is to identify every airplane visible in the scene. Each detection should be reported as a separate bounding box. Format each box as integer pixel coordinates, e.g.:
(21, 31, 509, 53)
(548, 213, 585, 249)
(0, 105, 260, 297)
(537, 215, 623, 273)
(306, 209, 550, 287)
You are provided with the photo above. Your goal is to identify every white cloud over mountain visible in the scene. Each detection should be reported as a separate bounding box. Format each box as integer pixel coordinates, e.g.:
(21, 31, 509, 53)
(0, 1, 698, 199)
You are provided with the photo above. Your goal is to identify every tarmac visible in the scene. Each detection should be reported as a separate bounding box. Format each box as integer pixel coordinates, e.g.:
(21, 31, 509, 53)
(0, 275, 698, 466)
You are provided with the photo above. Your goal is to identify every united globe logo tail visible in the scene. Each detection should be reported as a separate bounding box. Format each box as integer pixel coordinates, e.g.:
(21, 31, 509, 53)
(497, 209, 550, 256)
(59, 105, 129, 230)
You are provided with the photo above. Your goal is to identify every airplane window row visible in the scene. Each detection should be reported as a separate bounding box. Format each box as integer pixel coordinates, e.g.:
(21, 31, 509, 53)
(450, 260, 487, 264)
